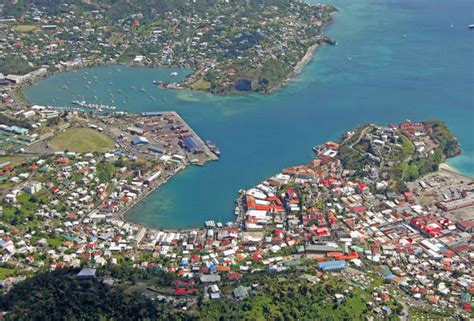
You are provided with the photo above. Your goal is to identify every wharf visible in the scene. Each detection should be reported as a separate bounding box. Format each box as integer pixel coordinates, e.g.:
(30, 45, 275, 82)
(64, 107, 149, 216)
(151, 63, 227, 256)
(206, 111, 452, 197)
(172, 111, 219, 162)
(111, 111, 219, 231)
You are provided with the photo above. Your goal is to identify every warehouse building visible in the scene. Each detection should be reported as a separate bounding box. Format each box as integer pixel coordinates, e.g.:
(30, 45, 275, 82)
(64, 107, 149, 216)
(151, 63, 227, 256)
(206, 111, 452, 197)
(148, 145, 165, 153)
(318, 260, 346, 272)
(131, 136, 149, 145)
(182, 136, 202, 153)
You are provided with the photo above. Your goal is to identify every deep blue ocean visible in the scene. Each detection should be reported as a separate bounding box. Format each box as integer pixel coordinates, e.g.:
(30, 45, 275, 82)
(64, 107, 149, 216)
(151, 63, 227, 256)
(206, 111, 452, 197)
(25, 0, 474, 228)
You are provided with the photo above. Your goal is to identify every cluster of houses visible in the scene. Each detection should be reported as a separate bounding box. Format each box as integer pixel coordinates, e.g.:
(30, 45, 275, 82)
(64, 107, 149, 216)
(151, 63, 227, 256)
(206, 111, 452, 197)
(0, 1, 334, 92)
(0, 116, 472, 315)
(231, 127, 472, 313)
(0, 150, 180, 267)
(0, 123, 33, 153)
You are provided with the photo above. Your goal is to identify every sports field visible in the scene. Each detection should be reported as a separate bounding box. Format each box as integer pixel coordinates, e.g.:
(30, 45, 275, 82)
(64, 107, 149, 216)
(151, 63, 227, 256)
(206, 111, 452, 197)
(49, 128, 114, 152)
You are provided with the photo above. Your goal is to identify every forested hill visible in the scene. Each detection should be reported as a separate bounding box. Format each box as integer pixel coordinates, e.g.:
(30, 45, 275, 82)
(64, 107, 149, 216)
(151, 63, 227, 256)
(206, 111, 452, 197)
(3, 0, 296, 20)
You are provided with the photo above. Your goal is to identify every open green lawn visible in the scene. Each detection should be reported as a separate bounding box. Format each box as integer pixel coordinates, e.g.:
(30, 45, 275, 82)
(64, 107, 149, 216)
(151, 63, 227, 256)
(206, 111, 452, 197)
(409, 307, 456, 321)
(0, 156, 27, 167)
(49, 128, 114, 153)
(191, 79, 211, 91)
(0, 267, 17, 280)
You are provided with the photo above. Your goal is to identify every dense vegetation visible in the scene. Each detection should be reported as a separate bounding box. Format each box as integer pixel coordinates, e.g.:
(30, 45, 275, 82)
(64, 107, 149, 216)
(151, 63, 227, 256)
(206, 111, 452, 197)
(0, 114, 32, 129)
(393, 121, 460, 183)
(424, 120, 460, 158)
(0, 268, 181, 320)
(195, 278, 399, 320)
(0, 56, 35, 76)
(0, 267, 403, 320)
(0, 267, 160, 319)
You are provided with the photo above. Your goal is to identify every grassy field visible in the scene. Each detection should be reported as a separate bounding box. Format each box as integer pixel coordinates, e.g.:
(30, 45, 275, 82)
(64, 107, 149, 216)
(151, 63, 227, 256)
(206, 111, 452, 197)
(13, 25, 37, 32)
(0, 156, 27, 167)
(0, 267, 17, 280)
(191, 79, 211, 91)
(49, 128, 114, 153)
(409, 307, 457, 321)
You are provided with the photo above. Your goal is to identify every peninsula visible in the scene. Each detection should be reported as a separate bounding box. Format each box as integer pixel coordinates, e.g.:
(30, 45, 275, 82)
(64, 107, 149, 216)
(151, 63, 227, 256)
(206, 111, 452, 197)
(0, 0, 336, 94)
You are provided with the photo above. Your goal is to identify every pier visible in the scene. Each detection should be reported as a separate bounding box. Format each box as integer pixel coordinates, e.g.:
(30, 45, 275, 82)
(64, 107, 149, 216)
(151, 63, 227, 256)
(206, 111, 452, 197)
(172, 111, 219, 162)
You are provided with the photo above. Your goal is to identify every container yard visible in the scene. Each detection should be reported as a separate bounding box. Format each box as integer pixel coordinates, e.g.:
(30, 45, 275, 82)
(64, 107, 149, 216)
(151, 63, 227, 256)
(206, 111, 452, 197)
(108, 111, 219, 165)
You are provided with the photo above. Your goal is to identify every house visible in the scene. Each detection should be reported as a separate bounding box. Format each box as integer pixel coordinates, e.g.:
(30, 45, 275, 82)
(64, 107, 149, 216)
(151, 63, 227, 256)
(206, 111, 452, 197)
(199, 274, 221, 283)
(133, 55, 145, 63)
(456, 220, 474, 233)
(305, 244, 342, 254)
(23, 182, 42, 195)
(233, 285, 249, 300)
(77, 268, 97, 279)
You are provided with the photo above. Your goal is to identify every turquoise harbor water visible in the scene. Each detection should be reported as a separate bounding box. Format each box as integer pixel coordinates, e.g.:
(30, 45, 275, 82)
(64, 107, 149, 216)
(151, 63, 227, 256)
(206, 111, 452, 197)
(26, 0, 473, 228)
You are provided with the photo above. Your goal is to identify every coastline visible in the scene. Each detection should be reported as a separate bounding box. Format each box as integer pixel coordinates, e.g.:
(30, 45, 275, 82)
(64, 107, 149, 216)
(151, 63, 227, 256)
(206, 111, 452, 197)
(117, 159, 469, 234)
(18, 64, 473, 234)
(266, 43, 321, 94)
(118, 165, 201, 234)
(294, 44, 320, 77)
(439, 162, 473, 180)
(158, 43, 324, 96)
(14, 8, 337, 102)
(117, 112, 219, 233)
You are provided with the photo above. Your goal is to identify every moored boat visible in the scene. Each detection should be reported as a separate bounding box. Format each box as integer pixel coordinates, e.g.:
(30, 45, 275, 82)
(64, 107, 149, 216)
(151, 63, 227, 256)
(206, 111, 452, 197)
(206, 140, 221, 157)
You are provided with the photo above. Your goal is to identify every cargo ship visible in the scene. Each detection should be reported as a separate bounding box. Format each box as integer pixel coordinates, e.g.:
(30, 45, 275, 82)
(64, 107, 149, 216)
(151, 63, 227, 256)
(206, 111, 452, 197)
(205, 140, 221, 157)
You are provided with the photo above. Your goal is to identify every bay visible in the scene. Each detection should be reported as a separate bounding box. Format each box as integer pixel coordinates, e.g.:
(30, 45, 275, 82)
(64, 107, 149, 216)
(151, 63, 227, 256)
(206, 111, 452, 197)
(25, 0, 474, 228)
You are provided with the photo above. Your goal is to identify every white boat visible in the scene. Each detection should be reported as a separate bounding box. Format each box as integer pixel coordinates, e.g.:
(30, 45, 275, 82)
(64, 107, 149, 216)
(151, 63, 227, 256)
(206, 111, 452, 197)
(468, 24, 474, 29)
(170, 71, 178, 76)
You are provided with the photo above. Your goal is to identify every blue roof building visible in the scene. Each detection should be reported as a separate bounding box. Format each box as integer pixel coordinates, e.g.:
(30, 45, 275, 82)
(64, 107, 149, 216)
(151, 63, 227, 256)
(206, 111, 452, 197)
(8, 126, 28, 135)
(182, 136, 202, 152)
(318, 260, 346, 272)
(148, 145, 165, 153)
(131, 136, 149, 145)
